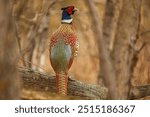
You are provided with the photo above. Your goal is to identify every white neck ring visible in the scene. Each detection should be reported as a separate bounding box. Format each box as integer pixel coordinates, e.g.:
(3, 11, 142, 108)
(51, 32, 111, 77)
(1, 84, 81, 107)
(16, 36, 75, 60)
(61, 19, 73, 23)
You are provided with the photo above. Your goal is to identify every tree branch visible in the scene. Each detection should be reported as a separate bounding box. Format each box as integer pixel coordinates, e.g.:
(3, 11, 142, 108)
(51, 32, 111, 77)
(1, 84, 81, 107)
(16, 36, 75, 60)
(140, 30, 150, 36)
(18, 67, 108, 99)
(18, 67, 150, 99)
(130, 85, 150, 99)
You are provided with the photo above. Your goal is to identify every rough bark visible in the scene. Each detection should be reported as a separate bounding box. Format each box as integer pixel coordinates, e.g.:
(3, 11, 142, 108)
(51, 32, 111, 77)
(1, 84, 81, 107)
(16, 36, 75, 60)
(131, 0, 150, 85)
(103, 0, 123, 51)
(18, 67, 150, 99)
(112, 0, 142, 99)
(0, 0, 20, 99)
(18, 67, 108, 99)
(130, 85, 150, 99)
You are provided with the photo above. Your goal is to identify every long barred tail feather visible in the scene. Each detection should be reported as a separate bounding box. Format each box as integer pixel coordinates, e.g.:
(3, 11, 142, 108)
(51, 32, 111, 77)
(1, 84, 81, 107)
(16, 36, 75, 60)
(56, 72, 68, 95)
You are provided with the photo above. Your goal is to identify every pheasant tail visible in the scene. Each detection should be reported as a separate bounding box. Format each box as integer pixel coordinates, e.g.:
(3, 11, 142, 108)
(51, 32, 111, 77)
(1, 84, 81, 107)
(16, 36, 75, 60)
(56, 72, 68, 95)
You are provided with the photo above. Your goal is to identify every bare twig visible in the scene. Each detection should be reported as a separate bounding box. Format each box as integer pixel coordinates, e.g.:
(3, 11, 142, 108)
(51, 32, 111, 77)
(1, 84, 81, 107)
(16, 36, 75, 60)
(12, 0, 27, 66)
(18, 59, 48, 71)
(21, 0, 56, 68)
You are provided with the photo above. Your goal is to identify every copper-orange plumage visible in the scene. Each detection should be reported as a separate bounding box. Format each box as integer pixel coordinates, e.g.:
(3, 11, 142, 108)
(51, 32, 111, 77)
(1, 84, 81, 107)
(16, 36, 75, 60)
(49, 6, 79, 95)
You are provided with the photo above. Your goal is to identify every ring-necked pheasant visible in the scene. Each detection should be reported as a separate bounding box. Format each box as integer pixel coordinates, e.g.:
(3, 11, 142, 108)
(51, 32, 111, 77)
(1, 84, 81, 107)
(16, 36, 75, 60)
(49, 6, 79, 95)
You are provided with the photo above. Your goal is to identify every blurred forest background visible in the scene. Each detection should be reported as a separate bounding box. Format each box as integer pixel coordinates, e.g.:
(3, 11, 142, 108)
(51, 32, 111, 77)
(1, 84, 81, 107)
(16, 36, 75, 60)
(0, 0, 150, 99)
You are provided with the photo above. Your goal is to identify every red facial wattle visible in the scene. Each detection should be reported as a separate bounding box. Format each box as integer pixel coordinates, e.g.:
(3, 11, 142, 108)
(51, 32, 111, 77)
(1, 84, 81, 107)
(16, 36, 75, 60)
(66, 6, 74, 15)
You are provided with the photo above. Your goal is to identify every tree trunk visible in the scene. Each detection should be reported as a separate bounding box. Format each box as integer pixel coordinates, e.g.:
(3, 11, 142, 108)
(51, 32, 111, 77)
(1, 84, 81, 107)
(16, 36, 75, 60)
(112, 0, 142, 99)
(103, 0, 123, 52)
(0, 0, 20, 99)
(86, 0, 118, 99)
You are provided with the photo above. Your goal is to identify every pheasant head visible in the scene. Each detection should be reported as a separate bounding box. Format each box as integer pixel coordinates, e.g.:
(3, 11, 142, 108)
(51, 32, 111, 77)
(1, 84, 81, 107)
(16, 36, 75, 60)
(61, 6, 78, 24)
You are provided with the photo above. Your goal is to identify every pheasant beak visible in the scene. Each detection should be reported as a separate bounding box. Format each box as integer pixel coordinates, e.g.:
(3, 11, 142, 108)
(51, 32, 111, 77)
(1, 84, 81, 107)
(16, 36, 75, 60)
(74, 8, 79, 12)
(72, 8, 79, 15)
